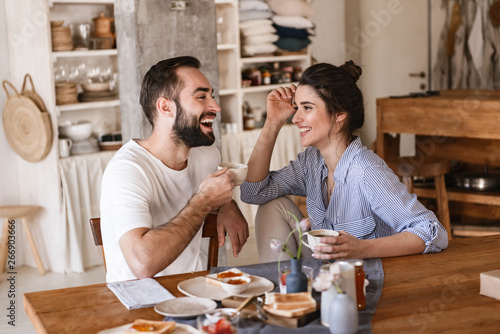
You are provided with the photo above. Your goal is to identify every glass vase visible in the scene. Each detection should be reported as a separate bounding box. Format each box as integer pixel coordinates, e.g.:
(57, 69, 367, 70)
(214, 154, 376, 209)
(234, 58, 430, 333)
(285, 258, 308, 293)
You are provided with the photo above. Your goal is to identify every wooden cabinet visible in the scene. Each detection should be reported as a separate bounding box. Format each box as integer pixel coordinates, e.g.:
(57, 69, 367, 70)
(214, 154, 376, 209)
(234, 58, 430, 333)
(215, 0, 312, 133)
(4, 0, 119, 273)
(49, 0, 121, 144)
(376, 90, 500, 236)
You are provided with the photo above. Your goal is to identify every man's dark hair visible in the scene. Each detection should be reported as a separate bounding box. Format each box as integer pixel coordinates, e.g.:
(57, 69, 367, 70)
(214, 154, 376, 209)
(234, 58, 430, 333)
(139, 56, 201, 127)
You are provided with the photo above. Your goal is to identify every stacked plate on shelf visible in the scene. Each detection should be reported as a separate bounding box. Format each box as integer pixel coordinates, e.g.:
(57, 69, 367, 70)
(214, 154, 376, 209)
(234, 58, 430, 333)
(51, 21, 73, 51)
(79, 82, 118, 103)
(55, 82, 78, 105)
(70, 137, 100, 155)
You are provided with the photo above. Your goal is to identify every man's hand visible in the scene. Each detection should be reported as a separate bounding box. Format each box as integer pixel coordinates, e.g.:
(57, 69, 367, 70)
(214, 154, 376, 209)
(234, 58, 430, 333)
(195, 168, 235, 212)
(217, 201, 249, 257)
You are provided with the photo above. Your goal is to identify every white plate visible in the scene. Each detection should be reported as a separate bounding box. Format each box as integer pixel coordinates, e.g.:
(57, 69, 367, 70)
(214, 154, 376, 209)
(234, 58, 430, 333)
(178, 275, 274, 301)
(154, 297, 217, 318)
(97, 322, 200, 334)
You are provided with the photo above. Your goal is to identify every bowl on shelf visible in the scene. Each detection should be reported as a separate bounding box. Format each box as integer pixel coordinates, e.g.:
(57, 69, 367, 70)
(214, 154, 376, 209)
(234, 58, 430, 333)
(59, 120, 93, 141)
(81, 82, 110, 92)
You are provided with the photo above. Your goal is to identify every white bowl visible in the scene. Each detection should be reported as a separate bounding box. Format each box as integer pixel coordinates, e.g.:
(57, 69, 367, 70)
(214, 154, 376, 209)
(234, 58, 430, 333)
(218, 163, 248, 186)
(219, 276, 251, 295)
(59, 121, 93, 141)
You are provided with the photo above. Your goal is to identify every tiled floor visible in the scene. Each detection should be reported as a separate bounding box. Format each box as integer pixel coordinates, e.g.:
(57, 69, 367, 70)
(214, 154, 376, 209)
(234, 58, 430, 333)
(0, 234, 259, 334)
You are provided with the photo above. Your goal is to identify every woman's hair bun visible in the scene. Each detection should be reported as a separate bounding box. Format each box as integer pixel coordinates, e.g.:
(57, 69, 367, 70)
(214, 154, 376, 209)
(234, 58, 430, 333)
(340, 60, 362, 82)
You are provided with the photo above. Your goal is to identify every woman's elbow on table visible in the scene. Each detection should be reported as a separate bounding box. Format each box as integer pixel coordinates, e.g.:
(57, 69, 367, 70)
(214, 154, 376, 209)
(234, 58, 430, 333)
(421, 222, 449, 253)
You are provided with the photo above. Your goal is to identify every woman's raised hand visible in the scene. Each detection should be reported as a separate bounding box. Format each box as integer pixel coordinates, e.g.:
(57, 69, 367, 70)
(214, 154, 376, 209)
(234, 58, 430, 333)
(266, 84, 297, 126)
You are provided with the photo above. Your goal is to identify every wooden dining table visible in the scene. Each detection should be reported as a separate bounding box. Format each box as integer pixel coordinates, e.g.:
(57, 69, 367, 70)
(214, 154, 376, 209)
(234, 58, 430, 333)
(24, 234, 500, 333)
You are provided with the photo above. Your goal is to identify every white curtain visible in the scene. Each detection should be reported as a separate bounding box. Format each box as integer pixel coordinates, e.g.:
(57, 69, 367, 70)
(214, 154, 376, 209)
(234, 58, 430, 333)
(58, 151, 116, 273)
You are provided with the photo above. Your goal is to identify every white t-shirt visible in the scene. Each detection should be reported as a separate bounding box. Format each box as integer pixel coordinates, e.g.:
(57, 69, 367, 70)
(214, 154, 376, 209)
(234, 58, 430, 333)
(100, 140, 221, 282)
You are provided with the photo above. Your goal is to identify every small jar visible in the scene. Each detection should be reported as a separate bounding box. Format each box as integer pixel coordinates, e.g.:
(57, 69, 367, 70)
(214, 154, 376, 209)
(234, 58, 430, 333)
(352, 260, 366, 310)
(249, 69, 261, 86)
(282, 66, 293, 83)
(262, 69, 271, 85)
(293, 66, 302, 81)
(243, 113, 255, 130)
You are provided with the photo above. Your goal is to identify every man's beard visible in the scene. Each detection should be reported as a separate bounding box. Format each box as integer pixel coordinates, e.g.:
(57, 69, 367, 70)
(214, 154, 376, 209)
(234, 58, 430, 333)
(172, 101, 215, 148)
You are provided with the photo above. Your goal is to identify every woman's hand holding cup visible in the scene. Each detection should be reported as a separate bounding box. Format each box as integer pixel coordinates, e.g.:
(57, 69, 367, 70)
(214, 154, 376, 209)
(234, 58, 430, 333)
(301, 229, 340, 253)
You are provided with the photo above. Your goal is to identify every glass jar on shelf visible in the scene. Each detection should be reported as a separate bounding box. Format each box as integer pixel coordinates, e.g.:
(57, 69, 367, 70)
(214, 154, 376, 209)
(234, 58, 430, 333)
(262, 69, 271, 85)
(243, 101, 255, 130)
(282, 66, 293, 83)
(271, 62, 282, 84)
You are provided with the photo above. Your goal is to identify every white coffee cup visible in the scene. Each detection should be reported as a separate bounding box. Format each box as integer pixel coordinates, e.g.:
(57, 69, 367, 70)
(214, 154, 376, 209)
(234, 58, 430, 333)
(218, 163, 248, 186)
(59, 138, 72, 158)
(301, 229, 340, 250)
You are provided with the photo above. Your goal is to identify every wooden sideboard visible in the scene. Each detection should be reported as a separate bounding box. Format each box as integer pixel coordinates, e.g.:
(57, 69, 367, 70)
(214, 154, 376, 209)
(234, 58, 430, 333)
(376, 90, 500, 236)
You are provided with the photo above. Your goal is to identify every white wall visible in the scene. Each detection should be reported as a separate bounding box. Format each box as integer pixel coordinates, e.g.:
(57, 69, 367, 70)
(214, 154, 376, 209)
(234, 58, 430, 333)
(310, 0, 346, 64)
(0, 0, 20, 205)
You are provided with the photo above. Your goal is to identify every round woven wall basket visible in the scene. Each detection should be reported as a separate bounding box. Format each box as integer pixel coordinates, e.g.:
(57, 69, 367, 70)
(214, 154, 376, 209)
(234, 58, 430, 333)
(2, 80, 53, 162)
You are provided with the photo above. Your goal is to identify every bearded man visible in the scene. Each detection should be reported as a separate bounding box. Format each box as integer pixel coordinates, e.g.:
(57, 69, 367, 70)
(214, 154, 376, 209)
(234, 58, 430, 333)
(100, 56, 249, 282)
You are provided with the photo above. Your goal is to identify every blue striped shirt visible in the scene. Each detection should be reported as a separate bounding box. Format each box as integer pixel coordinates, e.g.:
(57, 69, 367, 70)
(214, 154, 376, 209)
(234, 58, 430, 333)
(240, 137, 448, 253)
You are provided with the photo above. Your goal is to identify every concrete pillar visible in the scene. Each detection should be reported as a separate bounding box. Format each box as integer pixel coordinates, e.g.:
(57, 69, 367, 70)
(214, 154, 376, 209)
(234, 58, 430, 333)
(115, 0, 220, 146)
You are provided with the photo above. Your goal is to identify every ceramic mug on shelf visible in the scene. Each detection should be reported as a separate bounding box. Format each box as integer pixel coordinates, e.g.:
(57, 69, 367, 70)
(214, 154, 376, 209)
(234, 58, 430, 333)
(59, 138, 72, 158)
(301, 229, 340, 251)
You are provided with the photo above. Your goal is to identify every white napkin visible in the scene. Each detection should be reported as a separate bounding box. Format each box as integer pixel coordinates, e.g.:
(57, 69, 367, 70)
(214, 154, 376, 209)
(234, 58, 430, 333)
(107, 278, 175, 310)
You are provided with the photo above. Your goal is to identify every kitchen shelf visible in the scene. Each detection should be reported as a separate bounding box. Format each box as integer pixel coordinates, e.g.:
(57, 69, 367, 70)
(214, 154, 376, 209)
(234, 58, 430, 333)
(219, 88, 238, 96)
(56, 99, 120, 113)
(242, 82, 300, 94)
(217, 44, 238, 51)
(52, 49, 117, 61)
(216, 0, 311, 132)
(50, 0, 114, 5)
(414, 186, 500, 206)
(241, 54, 310, 64)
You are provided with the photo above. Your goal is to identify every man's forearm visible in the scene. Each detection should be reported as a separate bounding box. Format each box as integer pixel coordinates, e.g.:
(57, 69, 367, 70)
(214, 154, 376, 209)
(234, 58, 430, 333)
(120, 194, 213, 278)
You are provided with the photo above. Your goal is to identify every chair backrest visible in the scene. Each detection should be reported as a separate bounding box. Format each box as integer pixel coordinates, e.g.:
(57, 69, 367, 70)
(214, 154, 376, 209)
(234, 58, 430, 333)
(89, 213, 219, 272)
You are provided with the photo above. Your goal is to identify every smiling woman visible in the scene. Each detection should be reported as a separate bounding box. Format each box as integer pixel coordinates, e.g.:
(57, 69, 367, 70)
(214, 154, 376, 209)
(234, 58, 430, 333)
(240, 61, 448, 263)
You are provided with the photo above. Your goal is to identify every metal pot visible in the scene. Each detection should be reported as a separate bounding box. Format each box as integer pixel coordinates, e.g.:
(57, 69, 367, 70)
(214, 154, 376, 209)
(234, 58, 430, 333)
(450, 171, 500, 191)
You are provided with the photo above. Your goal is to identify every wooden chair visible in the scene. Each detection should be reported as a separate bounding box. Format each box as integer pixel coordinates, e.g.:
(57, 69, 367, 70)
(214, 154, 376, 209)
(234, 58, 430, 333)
(89, 213, 220, 272)
(386, 156, 453, 240)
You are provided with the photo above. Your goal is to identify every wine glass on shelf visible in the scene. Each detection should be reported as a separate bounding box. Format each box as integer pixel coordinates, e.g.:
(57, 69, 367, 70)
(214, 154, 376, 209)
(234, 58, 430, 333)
(216, 12, 225, 44)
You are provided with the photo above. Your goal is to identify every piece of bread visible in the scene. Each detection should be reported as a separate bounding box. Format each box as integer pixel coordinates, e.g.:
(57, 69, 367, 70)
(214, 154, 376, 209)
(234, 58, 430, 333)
(205, 268, 250, 286)
(122, 319, 175, 334)
(265, 291, 316, 310)
(263, 304, 317, 318)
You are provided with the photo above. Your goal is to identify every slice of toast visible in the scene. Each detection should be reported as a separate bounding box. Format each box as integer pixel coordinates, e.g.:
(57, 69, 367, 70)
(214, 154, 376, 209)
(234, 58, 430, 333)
(122, 319, 175, 334)
(263, 304, 317, 318)
(205, 268, 250, 286)
(265, 291, 316, 310)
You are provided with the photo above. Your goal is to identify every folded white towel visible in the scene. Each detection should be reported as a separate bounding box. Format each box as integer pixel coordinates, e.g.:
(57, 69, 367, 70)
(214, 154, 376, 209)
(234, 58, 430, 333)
(107, 278, 175, 310)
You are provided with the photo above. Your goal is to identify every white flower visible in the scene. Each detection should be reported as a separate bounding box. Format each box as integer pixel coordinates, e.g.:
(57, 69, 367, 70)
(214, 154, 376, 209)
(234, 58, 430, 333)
(312, 270, 334, 292)
(270, 238, 284, 253)
(312, 262, 342, 293)
(299, 218, 311, 232)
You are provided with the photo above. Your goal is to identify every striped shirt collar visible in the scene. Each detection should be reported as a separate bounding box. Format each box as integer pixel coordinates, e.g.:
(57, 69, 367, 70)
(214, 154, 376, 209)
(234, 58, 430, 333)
(332, 136, 362, 184)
